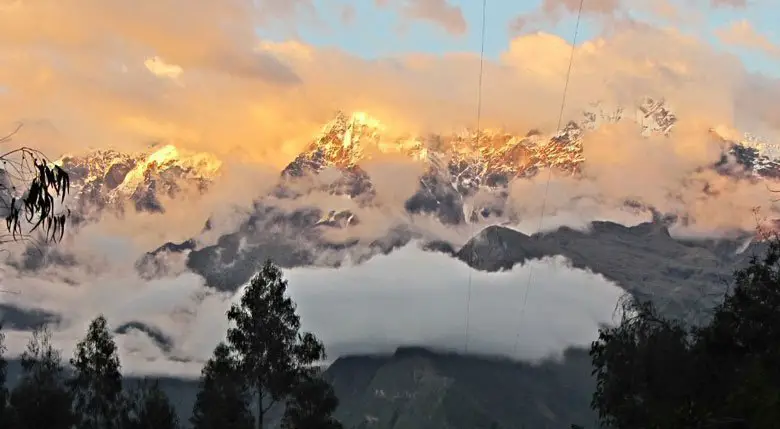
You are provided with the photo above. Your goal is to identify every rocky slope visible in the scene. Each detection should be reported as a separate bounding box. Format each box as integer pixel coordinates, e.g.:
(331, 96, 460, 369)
(58, 144, 221, 222)
(453, 219, 760, 321)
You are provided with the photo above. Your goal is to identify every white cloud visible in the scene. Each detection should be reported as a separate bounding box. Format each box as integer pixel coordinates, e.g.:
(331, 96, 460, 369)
(0, 241, 626, 377)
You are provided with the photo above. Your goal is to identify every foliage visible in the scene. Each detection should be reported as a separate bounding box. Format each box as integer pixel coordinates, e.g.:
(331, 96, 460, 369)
(225, 260, 328, 428)
(590, 239, 780, 429)
(69, 315, 126, 429)
(125, 379, 181, 429)
(281, 370, 343, 429)
(0, 124, 71, 246)
(190, 342, 254, 429)
(0, 261, 343, 429)
(8, 326, 75, 429)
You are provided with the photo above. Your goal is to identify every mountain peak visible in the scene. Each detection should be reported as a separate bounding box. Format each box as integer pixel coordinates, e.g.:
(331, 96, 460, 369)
(118, 144, 222, 192)
(59, 144, 223, 216)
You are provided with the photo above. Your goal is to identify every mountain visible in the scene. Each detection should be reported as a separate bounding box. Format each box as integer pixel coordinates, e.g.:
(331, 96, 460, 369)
(134, 98, 780, 292)
(4, 346, 598, 429)
(58, 144, 221, 222)
(321, 347, 597, 429)
(14, 96, 774, 293)
(455, 220, 760, 321)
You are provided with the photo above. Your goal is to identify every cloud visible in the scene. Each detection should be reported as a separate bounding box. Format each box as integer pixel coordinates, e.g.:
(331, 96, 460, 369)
(509, 0, 750, 33)
(374, 0, 466, 36)
(501, 119, 780, 234)
(716, 19, 780, 59)
(0, 0, 774, 172)
(340, 3, 356, 26)
(0, 242, 626, 376)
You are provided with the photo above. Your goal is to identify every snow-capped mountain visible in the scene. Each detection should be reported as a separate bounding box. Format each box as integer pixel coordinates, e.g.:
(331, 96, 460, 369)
(58, 144, 222, 221)
(726, 135, 780, 178)
(133, 98, 700, 289)
(32, 96, 780, 289)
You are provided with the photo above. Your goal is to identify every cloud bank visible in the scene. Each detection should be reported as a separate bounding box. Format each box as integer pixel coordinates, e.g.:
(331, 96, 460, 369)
(0, 242, 626, 377)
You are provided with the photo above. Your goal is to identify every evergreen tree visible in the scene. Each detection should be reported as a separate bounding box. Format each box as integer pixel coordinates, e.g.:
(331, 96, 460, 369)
(281, 371, 343, 429)
(0, 324, 9, 426)
(190, 342, 253, 429)
(8, 326, 75, 429)
(69, 315, 126, 429)
(125, 379, 180, 429)
(225, 261, 328, 429)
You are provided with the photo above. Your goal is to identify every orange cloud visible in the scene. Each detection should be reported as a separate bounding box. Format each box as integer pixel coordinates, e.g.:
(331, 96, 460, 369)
(716, 19, 780, 58)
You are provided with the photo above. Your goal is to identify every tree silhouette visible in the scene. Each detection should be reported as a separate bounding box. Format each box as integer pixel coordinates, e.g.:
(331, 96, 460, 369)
(125, 379, 180, 429)
(0, 124, 70, 248)
(225, 260, 328, 429)
(590, 239, 780, 428)
(190, 342, 254, 429)
(281, 371, 343, 429)
(8, 326, 75, 429)
(69, 315, 126, 429)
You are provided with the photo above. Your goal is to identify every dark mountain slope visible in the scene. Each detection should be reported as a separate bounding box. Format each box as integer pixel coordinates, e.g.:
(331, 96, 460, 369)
(457, 221, 760, 320)
(323, 347, 597, 429)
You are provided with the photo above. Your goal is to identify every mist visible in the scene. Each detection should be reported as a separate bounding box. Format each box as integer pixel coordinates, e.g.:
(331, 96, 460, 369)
(0, 241, 626, 377)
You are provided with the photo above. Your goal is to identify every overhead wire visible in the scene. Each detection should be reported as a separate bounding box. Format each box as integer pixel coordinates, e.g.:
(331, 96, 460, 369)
(464, 0, 488, 355)
(512, 0, 586, 356)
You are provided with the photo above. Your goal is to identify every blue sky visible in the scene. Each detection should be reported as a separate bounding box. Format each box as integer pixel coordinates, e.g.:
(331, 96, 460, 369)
(257, 0, 780, 77)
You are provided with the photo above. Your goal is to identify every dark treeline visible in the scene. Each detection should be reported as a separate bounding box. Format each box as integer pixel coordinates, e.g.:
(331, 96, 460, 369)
(583, 237, 780, 429)
(0, 261, 343, 429)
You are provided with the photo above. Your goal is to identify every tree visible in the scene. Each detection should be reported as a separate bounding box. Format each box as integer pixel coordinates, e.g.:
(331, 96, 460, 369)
(190, 342, 253, 429)
(590, 298, 698, 429)
(125, 379, 180, 429)
(0, 124, 71, 247)
(8, 326, 75, 429)
(0, 324, 9, 426)
(225, 260, 328, 429)
(281, 371, 343, 429)
(69, 315, 126, 429)
(590, 239, 780, 429)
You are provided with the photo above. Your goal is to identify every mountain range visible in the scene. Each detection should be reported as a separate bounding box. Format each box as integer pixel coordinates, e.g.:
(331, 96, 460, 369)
(5, 97, 780, 428)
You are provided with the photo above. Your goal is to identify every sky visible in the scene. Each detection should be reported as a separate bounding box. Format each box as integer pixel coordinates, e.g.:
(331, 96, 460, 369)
(257, 0, 780, 75)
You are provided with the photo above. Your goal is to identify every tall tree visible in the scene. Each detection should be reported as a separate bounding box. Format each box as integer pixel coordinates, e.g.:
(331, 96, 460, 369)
(125, 379, 180, 429)
(0, 124, 71, 246)
(226, 260, 327, 429)
(281, 371, 343, 429)
(590, 240, 780, 429)
(8, 326, 75, 429)
(0, 324, 9, 426)
(190, 342, 253, 429)
(69, 315, 126, 429)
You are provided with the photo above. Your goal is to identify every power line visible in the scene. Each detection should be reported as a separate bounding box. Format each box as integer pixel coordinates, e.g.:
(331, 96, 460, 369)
(512, 0, 585, 357)
(464, 0, 488, 355)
